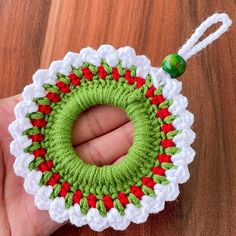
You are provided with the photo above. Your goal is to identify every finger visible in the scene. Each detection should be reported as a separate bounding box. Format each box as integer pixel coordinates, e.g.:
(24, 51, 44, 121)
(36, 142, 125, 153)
(0, 94, 21, 115)
(13, 94, 22, 102)
(112, 155, 126, 165)
(0, 144, 5, 197)
(0, 95, 22, 143)
(74, 121, 133, 166)
(71, 105, 130, 146)
(0, 145, 10, 236)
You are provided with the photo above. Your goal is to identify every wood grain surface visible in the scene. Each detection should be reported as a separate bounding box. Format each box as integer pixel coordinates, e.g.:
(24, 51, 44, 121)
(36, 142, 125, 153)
(1, 0, 236, 235)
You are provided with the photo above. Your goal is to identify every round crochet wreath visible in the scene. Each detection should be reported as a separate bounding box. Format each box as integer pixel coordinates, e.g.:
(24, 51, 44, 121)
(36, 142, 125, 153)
(8, 45, 196, 231)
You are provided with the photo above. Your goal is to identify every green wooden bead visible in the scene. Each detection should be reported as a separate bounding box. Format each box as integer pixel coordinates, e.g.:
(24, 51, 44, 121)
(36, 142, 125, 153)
(161, 54, 186, 78)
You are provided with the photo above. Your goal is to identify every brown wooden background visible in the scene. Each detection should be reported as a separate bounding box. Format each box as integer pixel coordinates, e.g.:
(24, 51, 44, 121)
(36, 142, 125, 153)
(0, 0, 236, 235)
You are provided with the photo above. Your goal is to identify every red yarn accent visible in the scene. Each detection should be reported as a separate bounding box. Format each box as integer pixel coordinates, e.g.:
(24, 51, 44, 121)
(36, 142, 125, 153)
(39, 160, 53, 172)
(38, 163, 47, 172)
(56, 81, 70, 93)
(134, 77, 146, 88)
(56, 81, 66, 88)
(59, 182, 70, 197)
(145, 86, 156, 98)
(32, 148, 46, 157)
(47, 160, 54, 169)
(124, 70, 131, 79)
(158, 154, 172, 163)
(87, 194, 96, 208)
(161, 124, 174, 133)
(48, 173, 61, 186)
(161, 139, 175, 148)
(156, 108, 171, 119)
(112, 68, 120, 81)
(130, 186, 144, 199)
(33, 148, 46, 157)
(117, 192, 129, 206)
(103, 195, 114, 210)
(126, 77, 135, 85)
(152, 166, 166, 176)
(142, 177, 156, 189)
(46, 92, 61, 102)
(73, 190, 83, 204)
(60, 85, 70, 93)
(68, 73, 80, 80)
(82, 68, 93, 80)
(124, 70, 135, 84)
(30, 134, 44, 142)
(31, 119, 46, 128)
(98, 66, 107, 79)
(69, 74, 80, 86)
(48, 179, 57, 186)
(151, 95, 165, 105)
(38, 105, 51, 114)
(71, 79, 80, 86)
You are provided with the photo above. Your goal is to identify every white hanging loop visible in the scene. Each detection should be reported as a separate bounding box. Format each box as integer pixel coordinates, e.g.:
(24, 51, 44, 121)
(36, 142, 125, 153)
(151, 13, 232, 87)
(178, 13, 232, 61)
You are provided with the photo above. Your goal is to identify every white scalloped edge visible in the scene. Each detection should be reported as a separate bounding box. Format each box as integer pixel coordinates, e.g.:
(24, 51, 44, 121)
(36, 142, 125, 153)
(8, 45, 195, 231)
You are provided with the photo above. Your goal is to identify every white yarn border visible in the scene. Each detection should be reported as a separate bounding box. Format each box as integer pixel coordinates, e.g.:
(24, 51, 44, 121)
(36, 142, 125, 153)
(8, 45, 195, 231)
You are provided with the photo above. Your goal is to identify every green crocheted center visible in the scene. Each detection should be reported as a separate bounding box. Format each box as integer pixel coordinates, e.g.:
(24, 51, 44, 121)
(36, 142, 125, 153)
(44, 77, 161, 195)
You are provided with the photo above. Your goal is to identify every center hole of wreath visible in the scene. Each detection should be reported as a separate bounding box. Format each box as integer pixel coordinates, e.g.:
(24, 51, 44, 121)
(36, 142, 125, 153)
(71, 105, 134, 167)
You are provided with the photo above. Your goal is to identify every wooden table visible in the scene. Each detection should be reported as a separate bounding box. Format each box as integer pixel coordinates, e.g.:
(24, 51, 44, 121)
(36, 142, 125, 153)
(0, 0, 235, 235)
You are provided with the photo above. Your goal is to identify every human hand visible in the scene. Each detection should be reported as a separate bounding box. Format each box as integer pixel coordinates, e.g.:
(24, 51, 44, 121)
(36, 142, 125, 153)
(0, 95, 133, 236)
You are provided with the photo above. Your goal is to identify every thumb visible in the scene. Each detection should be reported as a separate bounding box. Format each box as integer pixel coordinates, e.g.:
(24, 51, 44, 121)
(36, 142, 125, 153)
(0, 144, 11, 235)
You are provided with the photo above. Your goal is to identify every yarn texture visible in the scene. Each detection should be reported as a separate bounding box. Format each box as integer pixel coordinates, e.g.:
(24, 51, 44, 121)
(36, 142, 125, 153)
(8, 12, 233, 231)
(8, 45, 196, 231)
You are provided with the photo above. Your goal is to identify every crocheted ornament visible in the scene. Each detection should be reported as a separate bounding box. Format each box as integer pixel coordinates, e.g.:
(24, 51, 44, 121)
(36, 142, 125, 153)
(8, 13, 231, 231)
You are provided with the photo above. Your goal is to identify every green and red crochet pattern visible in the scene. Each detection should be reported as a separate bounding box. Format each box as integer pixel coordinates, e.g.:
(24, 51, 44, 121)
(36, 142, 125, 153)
(8, 12, 233, 231)
(9, 45, 195, 231)
(24, 62, 178, 212)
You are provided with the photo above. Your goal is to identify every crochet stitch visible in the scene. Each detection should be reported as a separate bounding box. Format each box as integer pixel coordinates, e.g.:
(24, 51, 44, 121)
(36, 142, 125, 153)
(8, 13, 232, 231)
